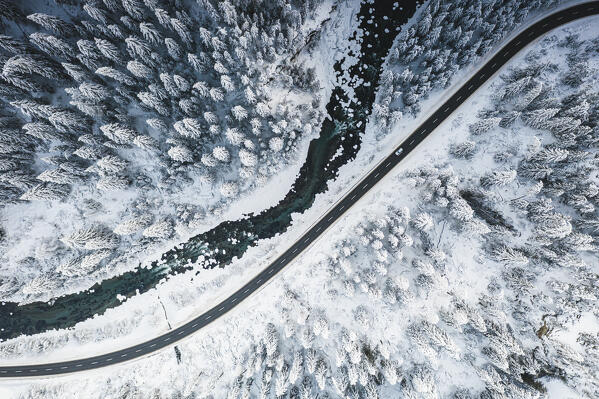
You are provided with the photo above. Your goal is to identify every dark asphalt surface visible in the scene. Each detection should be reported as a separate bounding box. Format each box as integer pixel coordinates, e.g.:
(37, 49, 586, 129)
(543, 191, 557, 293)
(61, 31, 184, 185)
(1, 1, 598, 378)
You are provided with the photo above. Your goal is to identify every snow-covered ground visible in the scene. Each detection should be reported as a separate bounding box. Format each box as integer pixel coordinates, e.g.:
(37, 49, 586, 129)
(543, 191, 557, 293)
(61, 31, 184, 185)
(3, 7, 599, 399)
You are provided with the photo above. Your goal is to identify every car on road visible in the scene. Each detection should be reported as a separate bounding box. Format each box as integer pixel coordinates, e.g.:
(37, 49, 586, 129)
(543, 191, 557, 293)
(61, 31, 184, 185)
(395, 148, 403, 156)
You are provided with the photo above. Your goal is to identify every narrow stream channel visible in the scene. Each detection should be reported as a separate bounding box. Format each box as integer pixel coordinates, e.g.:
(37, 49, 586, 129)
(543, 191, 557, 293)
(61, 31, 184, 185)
(0, 0, 419, 341)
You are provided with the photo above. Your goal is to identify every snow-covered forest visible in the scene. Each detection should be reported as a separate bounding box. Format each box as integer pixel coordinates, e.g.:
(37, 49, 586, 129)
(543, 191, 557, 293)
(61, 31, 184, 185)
(373, 0, 561, 129)
(0, 0, 329, 301)
(3, 6, 599, 399)
(0, 0, 571, 303)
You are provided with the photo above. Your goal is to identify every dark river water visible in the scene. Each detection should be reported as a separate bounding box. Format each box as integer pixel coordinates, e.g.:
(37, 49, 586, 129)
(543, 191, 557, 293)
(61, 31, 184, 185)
(0, 0, 419, 341)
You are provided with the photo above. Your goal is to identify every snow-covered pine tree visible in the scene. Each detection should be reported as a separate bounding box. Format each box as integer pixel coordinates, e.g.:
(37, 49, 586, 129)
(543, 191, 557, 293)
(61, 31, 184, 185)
(61, 225, 119, 249)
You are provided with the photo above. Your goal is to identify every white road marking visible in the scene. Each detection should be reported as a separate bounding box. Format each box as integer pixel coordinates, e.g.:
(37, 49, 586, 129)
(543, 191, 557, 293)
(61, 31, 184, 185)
(244, 288, 249, 293)
(480, 73, 485, 78)
(0, 371, 6, 374)
(205, 315, 212, 320)
(91, 361, 98, 365)
(456, 95, 462, 101)
(468, 84, 473, 90)
(164, 338, 170, 341)
(374, 172, 379, 178)
(515, 40, 521, 45)
(136, 349, 142, 353)
(268, 269, 273, 274)
(218, 306, 225, 311)
(61, 366, 68, 369)
(339, 204, 345, 211)
(281, 258, 287, 262)
(385, 161, 391, 167)
(121, 354, 128, 357)
(76, 364, 82, 367)
(316, 226, 322, 232)
(432, 118, 438, 123)
(542, 22, 548, 27)
(150, 344, 156, 348)
(192, 323, 198, 328)
(15, 370, 22, 373)
(292, 248, 297, 253)
(45, 369, 53, 371)
(444, 107, 450, 112)
(178, 331, 184, 335)
(491, 62, 497, 67)
(327, 216, 333, 221)
(350, 194, 357, 200)
(106, 358, 112, 362)
(409, 139, 415, 145)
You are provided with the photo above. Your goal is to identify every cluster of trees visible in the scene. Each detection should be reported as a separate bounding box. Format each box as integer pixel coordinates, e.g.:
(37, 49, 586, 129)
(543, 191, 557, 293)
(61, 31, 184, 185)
(219, 187, 567, 398)
(0, 0, 324, 298)
(326, 208, 416, 303)
(373, 0, 560, 130)
(459, 32, 599, 264)
(225, 286, 406, 399)
(403, 158, 596, 395)
(440, 32, 599, 396)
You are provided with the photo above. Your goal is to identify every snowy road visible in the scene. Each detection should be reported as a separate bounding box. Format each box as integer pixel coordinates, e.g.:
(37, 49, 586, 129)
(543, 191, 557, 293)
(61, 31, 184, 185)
(1, 0, 598, 378)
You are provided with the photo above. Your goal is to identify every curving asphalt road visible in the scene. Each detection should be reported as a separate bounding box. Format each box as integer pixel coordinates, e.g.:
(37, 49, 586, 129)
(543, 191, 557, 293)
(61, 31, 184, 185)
(1, 1, 598, 378)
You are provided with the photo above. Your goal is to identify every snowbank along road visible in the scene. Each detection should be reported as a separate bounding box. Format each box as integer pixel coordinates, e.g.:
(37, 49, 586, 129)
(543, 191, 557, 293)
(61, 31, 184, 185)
(1, 0, 598, 378)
